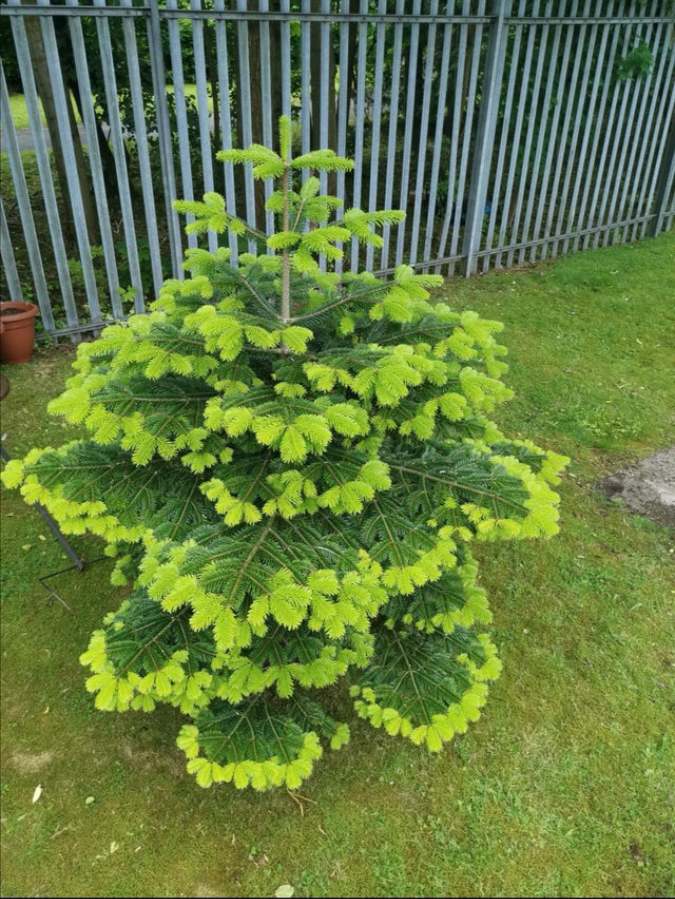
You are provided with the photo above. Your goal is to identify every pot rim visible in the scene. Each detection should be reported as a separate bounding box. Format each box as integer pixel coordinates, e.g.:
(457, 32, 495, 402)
(0, 301, 39, 324)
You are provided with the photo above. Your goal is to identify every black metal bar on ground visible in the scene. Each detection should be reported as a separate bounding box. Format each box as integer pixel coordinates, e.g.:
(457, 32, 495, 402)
(0, 443, 84, 570)
(38, 556, 108, 612)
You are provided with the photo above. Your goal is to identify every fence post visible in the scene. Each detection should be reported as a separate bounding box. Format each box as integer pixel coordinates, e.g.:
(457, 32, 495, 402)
(648, 113, 675, 239)
(462, 0, 510, 277)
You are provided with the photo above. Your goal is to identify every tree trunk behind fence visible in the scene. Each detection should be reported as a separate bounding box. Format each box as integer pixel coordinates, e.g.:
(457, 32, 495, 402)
(21, 1, 99, 245)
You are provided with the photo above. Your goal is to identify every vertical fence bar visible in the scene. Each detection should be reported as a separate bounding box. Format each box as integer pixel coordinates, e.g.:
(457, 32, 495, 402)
(8, 9, 79, 327)
(482, 0, 527, 271)
(319, 0, 331, 199)
(626, 17, 674, 239)
(495, 0, 540, 267)
(664, 205, 675, 234)
(258, 0, 275, 240)
(639, 52, 675, 238)
(380, 0, 405, 271)
(335, 0, 351, 276)
(463, 0, 509, 276)
(317, 0, 331, 272)
(165, 0, 197, 252)
(507, 1, 551, 268)
(541, 0, 590, 258)
(0, 65, 55, 332)
(448, 0, 486, 275)
(64, 0, 121, 316)
(120, 0, 164, 294)
(36, 0, 102, 322)
(633, 36, 675, 240)
(236, 0, 258, 248)
(365, 0, 387, 271)
(393, 0, 422, 268)
(213, 0, 239, 263)
(300, 0, 312, 183)
(583, 3, 636, 250)
(561, 2, 614, 255)
(335, 0, 351, 199)
(191, 0, 218, 253)
(519, 0, 561, 265)
(663, 190, 675, 233)
(409, 0, 439, 266)
(552, 2, 600, 256)
(0, 199, 23, 303)
(435, 0, 470, 273)
(148, 0, 183, 278)
(280, 0, 292, 121)
(527, 0, 577, 263)
(259, 2, 275, 241)
(648, 109, 675, 238)
(424, 1, 454, 265)
(590, 2, 640, 248)
(570, 1, 624, 251)
(601, 5, 658, 246)
(601, 10, 662, 246)
(350, 0, 370, 272)
(91, 0, 143, 311)
(611, 12, 666, 244)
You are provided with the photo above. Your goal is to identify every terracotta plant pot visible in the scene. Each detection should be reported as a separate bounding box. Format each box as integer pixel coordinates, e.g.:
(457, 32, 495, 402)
(0, 323, 8, 400)
(0, 301, 39, 364)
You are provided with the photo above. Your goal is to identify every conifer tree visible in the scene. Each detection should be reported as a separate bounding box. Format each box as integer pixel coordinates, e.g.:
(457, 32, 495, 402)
(2, 118, 567, 791)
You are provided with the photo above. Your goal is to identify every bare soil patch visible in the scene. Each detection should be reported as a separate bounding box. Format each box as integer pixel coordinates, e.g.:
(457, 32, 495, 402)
(10, 751, 55, 774)
(598, 447, 675, 528)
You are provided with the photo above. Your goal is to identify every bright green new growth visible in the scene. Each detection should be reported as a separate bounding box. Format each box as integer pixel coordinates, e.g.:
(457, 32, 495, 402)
(2, 118, 567, 792)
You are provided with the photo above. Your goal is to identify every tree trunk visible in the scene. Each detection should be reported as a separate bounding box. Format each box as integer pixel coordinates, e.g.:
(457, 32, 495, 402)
(21, 8, 74, 243)
(69, 75, 118, 200)
(65, 87, 100, 243)
(21, 2, 99, 244)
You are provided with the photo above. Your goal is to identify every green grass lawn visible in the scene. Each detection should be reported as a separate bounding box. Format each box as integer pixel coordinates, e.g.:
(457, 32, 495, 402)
(1, 233, 674, 898)
(6, 92, 47, 131)
(5, 86, 208, 132)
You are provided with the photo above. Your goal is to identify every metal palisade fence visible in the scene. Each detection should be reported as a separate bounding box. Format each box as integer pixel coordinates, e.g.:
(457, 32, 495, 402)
(1, 0, 674, 339)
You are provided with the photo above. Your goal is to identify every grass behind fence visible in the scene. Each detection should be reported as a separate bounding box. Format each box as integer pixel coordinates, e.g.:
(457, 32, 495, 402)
(1, 232, 674, 898)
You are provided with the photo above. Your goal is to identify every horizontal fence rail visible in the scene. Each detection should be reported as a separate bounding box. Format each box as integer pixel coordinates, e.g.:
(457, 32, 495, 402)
(1, 0, 674, 339)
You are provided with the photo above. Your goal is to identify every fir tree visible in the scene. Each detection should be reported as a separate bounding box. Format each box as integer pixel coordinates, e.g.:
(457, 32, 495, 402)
(2, 118, 568, 791)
